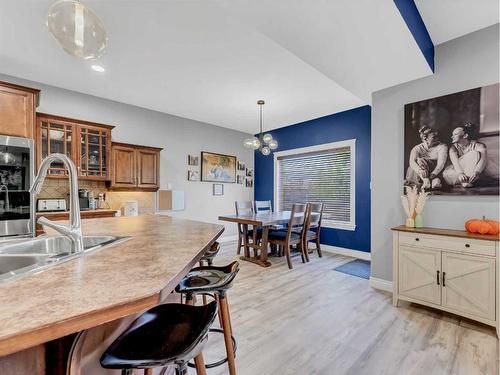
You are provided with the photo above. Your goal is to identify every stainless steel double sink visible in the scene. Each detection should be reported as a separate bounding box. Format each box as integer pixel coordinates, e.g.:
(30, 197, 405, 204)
(0, 235, 131, 283)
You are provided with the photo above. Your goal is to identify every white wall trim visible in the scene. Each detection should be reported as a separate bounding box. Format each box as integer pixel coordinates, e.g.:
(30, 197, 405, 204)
(273, 139, 356, 230)
(369, 276, 393, 292)
(321, 244, 371, 261)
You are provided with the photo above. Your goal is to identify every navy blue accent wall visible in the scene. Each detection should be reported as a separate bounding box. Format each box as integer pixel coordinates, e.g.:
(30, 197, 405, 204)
(393, 0, 435, 72)
(254, 105, 371, 253)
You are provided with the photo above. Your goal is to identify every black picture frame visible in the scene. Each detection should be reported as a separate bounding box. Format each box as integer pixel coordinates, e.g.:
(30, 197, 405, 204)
(213, 183, 224, 196)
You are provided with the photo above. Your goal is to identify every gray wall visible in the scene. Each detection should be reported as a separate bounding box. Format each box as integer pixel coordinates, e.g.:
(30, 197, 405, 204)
(0, 73, 254, 239)
(371, 25, 500, 282)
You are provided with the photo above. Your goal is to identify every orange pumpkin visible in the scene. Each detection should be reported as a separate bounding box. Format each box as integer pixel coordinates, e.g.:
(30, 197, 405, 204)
(464, 219, 474, 232)
(486, 220, 500, 235)
(465, 217, 500, 235)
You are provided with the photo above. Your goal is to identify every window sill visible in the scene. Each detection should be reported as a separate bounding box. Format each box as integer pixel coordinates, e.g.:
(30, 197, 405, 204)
(322, 221, 356, 231)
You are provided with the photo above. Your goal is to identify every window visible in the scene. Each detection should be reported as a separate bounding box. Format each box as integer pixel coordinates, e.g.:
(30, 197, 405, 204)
(274, 139, 356, 230)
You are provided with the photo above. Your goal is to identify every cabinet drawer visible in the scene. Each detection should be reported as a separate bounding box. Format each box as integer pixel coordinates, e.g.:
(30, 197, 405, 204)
(399, 232, 496, 257)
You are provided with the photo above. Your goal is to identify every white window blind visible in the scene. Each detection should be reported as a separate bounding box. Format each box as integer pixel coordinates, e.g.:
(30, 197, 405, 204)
(274, 140, 356, 230)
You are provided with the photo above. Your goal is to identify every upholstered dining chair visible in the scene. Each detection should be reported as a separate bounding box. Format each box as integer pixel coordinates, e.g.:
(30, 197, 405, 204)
(268, 203, 308, 269)
(302, 202, 324, 261)
(235, 201, 259, 256)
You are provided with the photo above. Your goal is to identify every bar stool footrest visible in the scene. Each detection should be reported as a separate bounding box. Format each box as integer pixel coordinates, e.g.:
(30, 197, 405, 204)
(187, 328, 237, 369)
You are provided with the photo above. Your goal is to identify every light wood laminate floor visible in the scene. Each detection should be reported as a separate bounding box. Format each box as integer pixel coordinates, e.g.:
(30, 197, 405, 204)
(199, 244, 499, 375)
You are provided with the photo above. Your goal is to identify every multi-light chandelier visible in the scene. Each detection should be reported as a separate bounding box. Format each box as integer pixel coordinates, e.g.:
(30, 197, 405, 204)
(243, 100, 278, 156)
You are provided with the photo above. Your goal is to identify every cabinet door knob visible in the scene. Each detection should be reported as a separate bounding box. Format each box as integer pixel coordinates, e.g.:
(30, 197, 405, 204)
(442, 272, 446, 287)
(436, 270, 440, 285)
(465, 244, 470, 248)
(415, 238, 420, 242)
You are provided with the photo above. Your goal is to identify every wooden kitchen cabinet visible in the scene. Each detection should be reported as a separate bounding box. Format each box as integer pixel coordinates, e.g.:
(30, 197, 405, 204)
(111, 143, 136, 188)
(110, 142, 162, 191)
(36, 113, 114, 180)
(0, 81, 39, 138)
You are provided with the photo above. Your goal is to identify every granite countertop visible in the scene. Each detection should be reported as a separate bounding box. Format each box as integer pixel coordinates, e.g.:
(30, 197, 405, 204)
(0, 215, 224, 356)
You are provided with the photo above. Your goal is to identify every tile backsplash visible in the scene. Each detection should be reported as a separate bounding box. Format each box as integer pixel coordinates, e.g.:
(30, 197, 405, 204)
(38, 179, 155, 215)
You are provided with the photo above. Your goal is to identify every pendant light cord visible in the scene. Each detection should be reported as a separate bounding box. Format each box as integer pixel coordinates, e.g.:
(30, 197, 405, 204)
(259, 103, 263, 136)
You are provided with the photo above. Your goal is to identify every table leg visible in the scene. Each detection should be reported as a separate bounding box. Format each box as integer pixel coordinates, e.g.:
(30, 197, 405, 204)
(260, 226, 269, 263)
(239, 225, 272, 267)
(242, 224, 250, 258)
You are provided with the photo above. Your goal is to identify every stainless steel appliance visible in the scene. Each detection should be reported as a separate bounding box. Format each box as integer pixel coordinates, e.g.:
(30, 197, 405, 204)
(37, 198, 67, 212)
(0, 135, 34, 238)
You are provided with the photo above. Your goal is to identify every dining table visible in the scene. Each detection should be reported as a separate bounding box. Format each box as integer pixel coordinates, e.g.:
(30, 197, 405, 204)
(218, 211, 292, 267)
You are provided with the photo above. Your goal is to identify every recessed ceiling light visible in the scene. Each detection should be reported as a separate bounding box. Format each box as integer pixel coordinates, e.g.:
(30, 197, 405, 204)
(91, 64, 105, 73)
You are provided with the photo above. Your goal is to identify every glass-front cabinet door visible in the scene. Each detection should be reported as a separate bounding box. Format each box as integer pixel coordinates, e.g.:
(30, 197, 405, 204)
(38, 116, 75, 176)
(36, 113, 113, 180)
(79, 126, 110, 179)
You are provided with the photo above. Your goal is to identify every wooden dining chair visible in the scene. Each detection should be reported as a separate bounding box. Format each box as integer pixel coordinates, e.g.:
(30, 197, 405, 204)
(235, 201, 258, 256)
(254, 200, 272, 213)
(302, 203, 324, 261)
(268, 203, 308, 269)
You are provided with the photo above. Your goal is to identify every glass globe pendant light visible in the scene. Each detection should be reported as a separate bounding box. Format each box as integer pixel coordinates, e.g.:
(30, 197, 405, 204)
(243, 100, 278, 155)
(47, 0, 108, 60)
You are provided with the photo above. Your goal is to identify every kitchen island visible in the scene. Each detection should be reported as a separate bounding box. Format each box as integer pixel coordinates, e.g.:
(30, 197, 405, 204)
(0, 214, 224, 373)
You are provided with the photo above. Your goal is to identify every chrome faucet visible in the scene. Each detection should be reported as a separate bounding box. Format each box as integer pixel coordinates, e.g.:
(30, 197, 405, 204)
(0, 185, 9, 211)
(29, 154, 83, 253)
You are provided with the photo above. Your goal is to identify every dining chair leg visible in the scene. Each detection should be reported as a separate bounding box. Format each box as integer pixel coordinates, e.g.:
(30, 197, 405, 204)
(316, 237, 323, 258)
(284, 243, 293, 269)
(144, 369, 154, 375)
(303, 238, 310, 263)
(298, 243, 305, 263)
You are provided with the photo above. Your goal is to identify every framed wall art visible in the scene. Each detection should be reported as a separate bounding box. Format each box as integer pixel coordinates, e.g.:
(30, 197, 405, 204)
(404, 83, 499, 195)
(201, 151, 236, 183)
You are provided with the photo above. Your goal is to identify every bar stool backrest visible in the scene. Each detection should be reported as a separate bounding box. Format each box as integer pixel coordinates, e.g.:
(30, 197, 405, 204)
(254, 200, 272, 213)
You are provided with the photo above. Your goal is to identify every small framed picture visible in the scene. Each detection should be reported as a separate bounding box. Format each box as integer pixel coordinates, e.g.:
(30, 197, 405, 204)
(245, 168, 253, 177)
(213, 183, 224, 196)
(237, 161, 246, 171)
(187, 170, 199, 181)
(245, 178, 253, 188)
(237, 175, 244, 184)
(188, 154, 199, 166)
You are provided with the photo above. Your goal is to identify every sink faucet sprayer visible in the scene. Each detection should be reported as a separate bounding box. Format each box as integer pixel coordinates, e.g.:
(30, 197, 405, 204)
(29, 153, 83, 253)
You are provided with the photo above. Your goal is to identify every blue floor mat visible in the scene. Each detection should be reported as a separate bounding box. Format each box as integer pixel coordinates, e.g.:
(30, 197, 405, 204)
(334, 259, 371, 279)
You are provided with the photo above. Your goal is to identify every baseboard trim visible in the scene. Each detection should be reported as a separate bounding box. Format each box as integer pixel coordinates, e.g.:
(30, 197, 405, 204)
(218, 235, 238, 244)
(369, 277, 393, 292)
(321, 244, 371, 261)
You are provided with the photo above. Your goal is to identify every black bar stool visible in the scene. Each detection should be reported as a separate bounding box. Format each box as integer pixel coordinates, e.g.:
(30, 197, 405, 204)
(100, 301, 217, 375)
(175, 261, 239, 375)
(200, 241, 220, 267)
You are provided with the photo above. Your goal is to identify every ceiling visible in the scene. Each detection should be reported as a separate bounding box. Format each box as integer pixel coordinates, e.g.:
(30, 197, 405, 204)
(415, 0, 499, 45)
(0, 1, 493, 134)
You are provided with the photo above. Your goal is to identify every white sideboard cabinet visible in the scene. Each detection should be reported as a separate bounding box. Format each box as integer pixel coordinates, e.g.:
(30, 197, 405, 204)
(392, 226, 499, 337)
